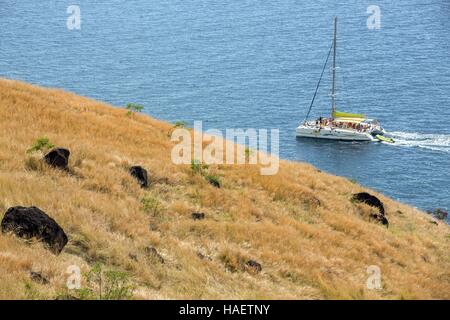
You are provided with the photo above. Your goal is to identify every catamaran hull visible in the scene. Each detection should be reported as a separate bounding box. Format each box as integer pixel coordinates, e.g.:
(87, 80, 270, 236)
(296, 126, 375, 141)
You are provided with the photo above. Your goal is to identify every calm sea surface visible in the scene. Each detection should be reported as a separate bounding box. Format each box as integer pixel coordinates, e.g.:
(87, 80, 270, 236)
(1, 1, 449, 215)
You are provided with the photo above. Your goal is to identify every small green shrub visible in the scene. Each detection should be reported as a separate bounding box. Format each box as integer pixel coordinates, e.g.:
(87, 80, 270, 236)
(190, 159, 208, 175)
(244, 147, 252, 160)
(141, 195, 162, 216)
(24, 282, 42, 300)
(125, 103, 144, 116)
(167, 120, 188, 137)
(74, 263, 134, 300)
(102, 270, 134, 300)
(26, 137, 54, 154)
(190, 160, 221, 187)
(174, 121, 186, 128)
(205, 174, 221, 188)
(219, 250, 247, 273)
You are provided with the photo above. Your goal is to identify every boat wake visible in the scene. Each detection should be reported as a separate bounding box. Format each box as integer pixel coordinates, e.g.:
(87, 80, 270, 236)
(389, 131, 450, 153)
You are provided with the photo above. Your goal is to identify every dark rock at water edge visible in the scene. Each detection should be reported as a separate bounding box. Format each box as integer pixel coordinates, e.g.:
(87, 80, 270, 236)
(44, 148, 70, 170)
(129, 166, 149, 188)
(1, 206, 68, 254)
(427, 208, 448, 220)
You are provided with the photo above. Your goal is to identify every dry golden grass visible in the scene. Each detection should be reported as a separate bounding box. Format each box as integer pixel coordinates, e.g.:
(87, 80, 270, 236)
(0, 78, 449, 300)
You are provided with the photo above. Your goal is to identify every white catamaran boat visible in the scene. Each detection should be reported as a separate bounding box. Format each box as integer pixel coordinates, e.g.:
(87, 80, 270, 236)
(296, 17, 394, 143)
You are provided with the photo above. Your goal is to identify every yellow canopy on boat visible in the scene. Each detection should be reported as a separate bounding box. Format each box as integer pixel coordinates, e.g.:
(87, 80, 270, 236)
(332, 110, 366, 119)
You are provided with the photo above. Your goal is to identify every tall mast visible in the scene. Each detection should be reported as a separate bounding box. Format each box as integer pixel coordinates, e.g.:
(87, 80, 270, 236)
(331, 17, 337, 117)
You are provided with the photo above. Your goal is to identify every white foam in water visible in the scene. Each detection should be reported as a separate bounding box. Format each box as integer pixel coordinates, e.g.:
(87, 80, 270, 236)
(389, 132, 450, 153)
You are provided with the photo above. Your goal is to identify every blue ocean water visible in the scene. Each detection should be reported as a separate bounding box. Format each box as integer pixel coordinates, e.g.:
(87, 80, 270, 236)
(0, 1, 449, 214)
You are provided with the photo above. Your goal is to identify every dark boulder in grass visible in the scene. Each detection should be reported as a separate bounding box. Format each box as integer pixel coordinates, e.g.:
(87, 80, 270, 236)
(1, 206, 68, 254)
(44, 148, 70, 170)
(352, 192, 389, 227)
(352, 192, 385, 216)
(30, 271, 49, 285)
(129, 166, 149, 188)
(206, 175, 220, 188)
(197, 251, 212, 261)
(245, 260, 262, 274)
(369, 213, 389, 228)
(191, 212, 205, 220)
(144, 246, 165, 264)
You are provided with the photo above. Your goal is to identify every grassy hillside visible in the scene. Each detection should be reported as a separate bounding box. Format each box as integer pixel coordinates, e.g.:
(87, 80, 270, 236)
(0, 78, 449, 300)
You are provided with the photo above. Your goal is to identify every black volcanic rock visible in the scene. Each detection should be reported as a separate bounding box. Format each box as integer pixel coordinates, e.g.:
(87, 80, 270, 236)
(30, 271, 49, 284)
(1, 206, 68, 254)
(144, 246, 164, 264)
(369, 213, 389, 228)
(206, 176, 221, 188)
(191, 212, 205, 220)
(352, 192, 389, 228)
(129, 166, 149, 188)
(246, 260, 262, 274)
(44, 148, 70, 170)
(430, 208, 448, 220)
(352, 192, 385, 216)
